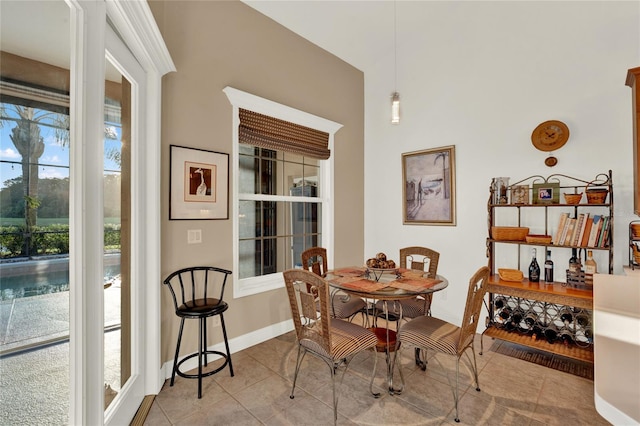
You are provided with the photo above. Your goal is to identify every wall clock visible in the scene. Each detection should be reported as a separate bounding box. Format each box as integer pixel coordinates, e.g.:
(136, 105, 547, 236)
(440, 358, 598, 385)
(531, 120, 569, 167)
(531, 120, 570, 152)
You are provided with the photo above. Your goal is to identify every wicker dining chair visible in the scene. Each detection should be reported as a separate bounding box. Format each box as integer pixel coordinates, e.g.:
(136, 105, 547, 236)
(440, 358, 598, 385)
(375, 246, 440, 368)
(283, 269, 379, 425)
(301, 247, 367, 321)
(398, 266, 490, 423)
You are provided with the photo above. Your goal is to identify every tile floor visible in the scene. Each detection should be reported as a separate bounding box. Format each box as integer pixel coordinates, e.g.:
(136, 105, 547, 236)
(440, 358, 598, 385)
(143, 329, 610, 426)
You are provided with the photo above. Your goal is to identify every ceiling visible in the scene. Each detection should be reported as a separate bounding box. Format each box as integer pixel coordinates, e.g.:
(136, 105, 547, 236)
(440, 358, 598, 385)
(242, 0, 397, 73)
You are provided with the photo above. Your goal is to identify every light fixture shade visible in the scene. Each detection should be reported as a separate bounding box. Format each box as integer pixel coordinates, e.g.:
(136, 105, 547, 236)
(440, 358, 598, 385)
(391, 92, 400, 124)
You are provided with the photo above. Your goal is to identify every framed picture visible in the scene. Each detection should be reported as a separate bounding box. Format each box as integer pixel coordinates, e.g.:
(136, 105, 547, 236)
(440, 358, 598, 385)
(533, 182, 560, 205)
(402, 145, 456, 225)
(511, 185, 530, 205)
(491, 177, 510, 204)
(170, 145, 229, 220)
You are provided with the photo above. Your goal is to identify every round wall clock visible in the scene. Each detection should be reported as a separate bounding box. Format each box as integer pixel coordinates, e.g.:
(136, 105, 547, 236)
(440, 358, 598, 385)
(531, 120, 570, 152)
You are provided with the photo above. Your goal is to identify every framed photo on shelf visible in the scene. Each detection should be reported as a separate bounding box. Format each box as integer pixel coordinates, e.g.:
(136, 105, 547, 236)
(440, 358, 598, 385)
(511, 185, 529, 204)
(533, 182, 560, 204)
(402, 145, 456, 225)
(170, 145, 229, 220)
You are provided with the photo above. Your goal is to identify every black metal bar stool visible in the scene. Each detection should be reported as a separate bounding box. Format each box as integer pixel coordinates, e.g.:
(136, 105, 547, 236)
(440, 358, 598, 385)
(163, 266, 234, 398)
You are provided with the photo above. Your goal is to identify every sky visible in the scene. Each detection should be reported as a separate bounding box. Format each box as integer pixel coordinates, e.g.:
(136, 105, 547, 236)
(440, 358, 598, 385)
(0, 104, 121, 189)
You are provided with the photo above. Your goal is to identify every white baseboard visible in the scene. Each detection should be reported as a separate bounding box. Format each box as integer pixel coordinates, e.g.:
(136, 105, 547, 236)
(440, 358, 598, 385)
(160, 319, 294, 380)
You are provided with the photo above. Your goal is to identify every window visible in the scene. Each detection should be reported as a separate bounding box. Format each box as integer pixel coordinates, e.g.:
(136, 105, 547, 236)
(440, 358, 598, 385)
(224, 87, 342, 297)
(238, 145, 321, 278)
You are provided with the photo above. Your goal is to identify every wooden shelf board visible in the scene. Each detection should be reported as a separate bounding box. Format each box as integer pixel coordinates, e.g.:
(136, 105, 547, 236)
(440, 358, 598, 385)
(483, 326, 594, 363)
(488, 276, 593, 309)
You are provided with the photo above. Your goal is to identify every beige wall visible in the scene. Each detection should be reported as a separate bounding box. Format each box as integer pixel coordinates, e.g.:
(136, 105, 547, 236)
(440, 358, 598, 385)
(149, 0, 365, 364)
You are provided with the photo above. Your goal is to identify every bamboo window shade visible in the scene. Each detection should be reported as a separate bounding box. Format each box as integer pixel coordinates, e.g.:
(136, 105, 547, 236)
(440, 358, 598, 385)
(239, 108, 331, 160)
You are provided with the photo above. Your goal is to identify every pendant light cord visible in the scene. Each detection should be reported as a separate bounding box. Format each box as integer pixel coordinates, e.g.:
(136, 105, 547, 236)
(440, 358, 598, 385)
(391, 0, 400, 124)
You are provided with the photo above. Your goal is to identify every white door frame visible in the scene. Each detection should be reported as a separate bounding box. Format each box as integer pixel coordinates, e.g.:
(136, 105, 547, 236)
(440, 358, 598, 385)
(67, 1, 174, 424)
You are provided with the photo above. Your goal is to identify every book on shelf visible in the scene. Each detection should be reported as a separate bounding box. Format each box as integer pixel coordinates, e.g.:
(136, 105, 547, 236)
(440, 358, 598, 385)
(598, 216, 610, 247)
(588, 215, 603, 247)
(573, 213, 589, 246)
(554, 212, 569, 245)
(580, 216, 594, 247)
(564, 218, 577, 246)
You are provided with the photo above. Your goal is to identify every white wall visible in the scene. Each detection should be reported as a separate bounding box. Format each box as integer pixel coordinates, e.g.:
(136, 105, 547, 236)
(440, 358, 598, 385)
(364, 1, 640, 324)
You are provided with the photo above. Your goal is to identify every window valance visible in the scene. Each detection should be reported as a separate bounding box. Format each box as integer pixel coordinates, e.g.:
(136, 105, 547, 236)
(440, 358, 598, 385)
(239, 108, 330, 160)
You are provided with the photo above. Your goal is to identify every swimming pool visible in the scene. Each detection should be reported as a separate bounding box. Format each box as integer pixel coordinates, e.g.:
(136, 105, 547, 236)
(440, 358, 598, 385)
(0, 255, 121, 300)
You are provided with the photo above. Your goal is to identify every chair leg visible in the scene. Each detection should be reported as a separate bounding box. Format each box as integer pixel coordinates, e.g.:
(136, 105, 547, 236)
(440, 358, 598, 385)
(197, 317, 204, 399)
(220, 314, 234, 376)
(369, 348, 380, 398)
(290, 345, 305, 399)
(203, 316, 208, 366)
(415, 347, 427, 371)
(469, 346, 480, 391)
(170, 318, 186, 386)
(454, 357, 460, 422)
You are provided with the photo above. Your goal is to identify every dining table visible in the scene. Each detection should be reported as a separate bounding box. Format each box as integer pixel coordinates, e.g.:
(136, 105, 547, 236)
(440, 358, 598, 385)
(325, 266, 449, 395)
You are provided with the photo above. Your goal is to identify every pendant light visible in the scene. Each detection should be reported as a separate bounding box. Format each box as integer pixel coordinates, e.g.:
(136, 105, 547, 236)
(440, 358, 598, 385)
(391, 0, 400, 125)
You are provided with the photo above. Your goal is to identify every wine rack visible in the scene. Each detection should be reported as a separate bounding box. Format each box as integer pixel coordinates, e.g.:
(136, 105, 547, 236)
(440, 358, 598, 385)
(483, 172, 613, 363)
(487, 295, 592, 346)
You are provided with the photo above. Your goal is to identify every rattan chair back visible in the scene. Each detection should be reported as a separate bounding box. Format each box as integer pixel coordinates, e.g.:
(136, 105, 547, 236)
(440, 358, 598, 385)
(457, 266, 490, 355)
(283, 269, 331, 352)
(399, 246, 440, 278)
(301, 246, 328, 277)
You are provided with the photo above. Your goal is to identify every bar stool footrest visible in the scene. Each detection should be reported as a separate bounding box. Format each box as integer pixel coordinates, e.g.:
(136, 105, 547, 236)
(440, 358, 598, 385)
(175, 350, 232, 379)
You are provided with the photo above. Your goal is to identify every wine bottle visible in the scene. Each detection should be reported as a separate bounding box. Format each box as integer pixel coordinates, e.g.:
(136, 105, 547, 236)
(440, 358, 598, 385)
(493, 296, 507, 309)
(528, 248, 540, 282)
(531, 323, 543, 341)
(544, 250, 554, 283)
(543, 323, 559, 344)
(568, 248, 582, 273)
(559, 328, 574, 346)
(524, 312, 538, 327)
(576, 313, 590, 327)
(585, 250, 597, 274)
(584, 327, 593, 343)
(510, 308, 525, 332)
(559, 307, 573, 325)
(499, 306, 512, 321)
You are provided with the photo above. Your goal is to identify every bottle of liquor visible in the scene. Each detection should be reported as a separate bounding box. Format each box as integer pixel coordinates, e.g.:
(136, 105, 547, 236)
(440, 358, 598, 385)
(585, 250, 598, 274)
(568, 248, 582, 273)
(544, 250, 554, 283)
(528, 248, 540, 283)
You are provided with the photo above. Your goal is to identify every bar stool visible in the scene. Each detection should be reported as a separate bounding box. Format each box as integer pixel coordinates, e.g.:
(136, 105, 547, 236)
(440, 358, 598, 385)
(163, 266, 234, 398)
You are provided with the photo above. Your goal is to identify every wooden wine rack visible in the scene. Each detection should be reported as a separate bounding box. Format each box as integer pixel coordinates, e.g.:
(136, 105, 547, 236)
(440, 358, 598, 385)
(482, 278, 594, 363)
(484, 172, 613, 364)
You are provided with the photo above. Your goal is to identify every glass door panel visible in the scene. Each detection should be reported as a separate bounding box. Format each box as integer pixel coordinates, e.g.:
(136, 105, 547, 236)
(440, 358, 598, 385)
(0, 0, 71, 424)
(103, 60, 130, 409)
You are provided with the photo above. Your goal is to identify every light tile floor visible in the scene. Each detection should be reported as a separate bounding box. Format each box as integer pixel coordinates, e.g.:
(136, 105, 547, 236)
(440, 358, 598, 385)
(144, 330, 610, 426)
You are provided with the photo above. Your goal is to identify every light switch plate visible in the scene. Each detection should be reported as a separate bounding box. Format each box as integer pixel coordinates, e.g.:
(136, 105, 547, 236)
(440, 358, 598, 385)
(187, 229, 202, 244)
